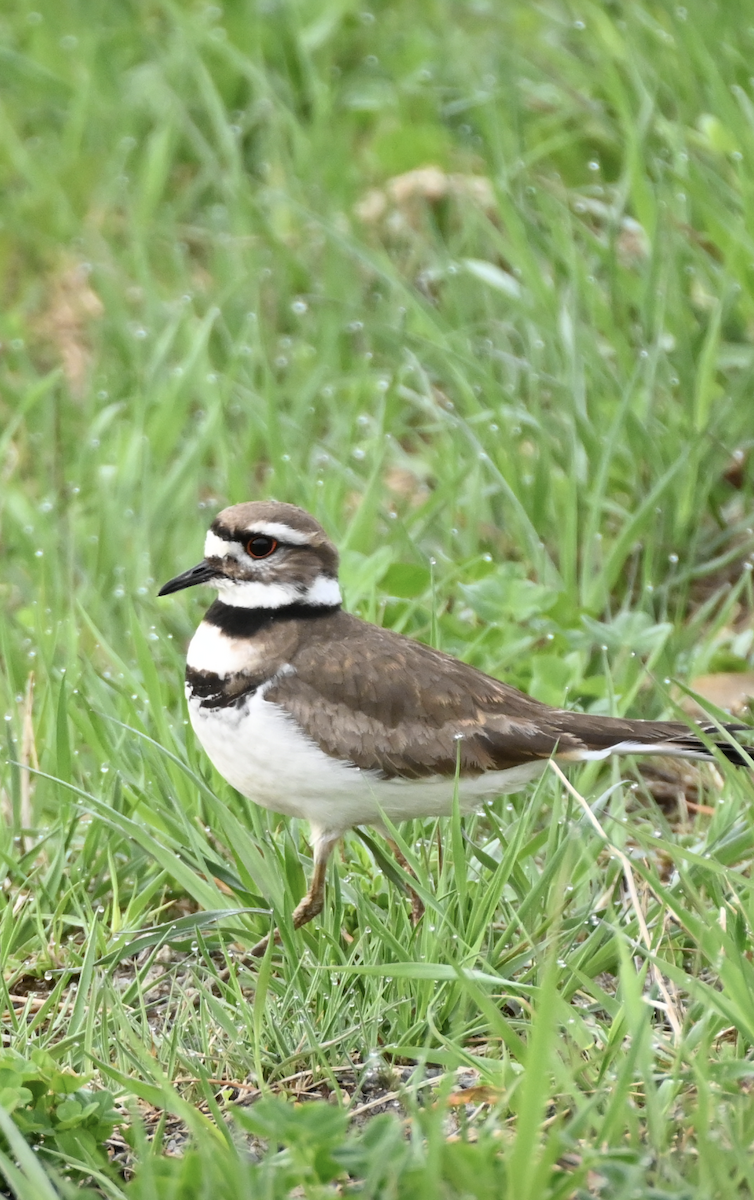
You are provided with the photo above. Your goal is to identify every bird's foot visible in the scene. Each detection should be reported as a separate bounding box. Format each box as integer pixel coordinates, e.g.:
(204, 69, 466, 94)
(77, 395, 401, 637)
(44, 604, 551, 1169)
(250, 927, 281, 958)
(249, 885, 325, 957)
(292, 888, 325, 929)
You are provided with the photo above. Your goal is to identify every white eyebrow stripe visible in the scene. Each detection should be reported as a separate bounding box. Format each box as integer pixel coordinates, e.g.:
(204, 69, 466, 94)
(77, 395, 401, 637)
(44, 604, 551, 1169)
(204, 530, 245, 561)
(243, 521, 313, 546)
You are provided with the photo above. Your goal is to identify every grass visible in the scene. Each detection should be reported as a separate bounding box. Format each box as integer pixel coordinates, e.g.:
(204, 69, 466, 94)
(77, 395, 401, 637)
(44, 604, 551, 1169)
(2, 0, 754, 1193)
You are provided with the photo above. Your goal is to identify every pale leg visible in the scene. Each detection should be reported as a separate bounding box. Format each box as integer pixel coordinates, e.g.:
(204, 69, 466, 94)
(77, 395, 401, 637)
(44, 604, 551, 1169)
(250, 830, 340, 957)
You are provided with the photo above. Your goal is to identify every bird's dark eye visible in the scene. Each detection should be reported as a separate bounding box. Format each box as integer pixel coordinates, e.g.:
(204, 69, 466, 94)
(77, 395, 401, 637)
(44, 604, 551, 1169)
(246, 535, 278, 559)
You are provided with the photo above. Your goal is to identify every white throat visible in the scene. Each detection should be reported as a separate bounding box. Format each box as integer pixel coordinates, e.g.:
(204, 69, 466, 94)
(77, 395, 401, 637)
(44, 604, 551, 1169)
(214, 574, 342, 610)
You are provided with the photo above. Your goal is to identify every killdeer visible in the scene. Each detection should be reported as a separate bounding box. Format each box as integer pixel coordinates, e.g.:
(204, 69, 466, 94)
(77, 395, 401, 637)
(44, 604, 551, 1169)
(159, 501, 749, 954)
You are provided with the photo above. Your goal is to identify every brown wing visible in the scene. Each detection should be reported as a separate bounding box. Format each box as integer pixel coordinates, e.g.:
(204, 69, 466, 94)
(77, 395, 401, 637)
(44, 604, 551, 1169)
(265, 611, 588, 777)
(265, 611, 750, 777)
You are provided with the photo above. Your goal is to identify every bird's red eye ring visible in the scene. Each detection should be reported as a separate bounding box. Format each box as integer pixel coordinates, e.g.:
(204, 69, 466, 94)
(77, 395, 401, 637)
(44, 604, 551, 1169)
(246, 535, 278, 559)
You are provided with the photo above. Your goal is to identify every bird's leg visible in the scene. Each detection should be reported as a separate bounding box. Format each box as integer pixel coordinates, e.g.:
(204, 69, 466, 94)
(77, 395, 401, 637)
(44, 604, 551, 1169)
(386, 837, 425, 926)
(250, 832, 339, 957)
(249, 928, 278, 958)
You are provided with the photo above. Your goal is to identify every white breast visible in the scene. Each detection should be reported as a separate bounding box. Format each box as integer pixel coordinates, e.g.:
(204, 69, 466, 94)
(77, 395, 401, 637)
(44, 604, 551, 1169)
(187, 683, 546, 839)
(187, 621, 263, 677)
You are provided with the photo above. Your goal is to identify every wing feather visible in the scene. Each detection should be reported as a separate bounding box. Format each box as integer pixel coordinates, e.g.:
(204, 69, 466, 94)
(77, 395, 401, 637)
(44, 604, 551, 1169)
(262, 611, 750, 776)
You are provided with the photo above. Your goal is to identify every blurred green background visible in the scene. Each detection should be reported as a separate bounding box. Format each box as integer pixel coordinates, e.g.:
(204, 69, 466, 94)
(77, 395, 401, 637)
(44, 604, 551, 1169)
(3, 0, 754, 1195)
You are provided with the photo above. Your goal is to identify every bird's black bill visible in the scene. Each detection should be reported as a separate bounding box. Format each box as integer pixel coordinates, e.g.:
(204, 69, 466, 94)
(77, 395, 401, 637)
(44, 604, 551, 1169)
(158, 561, 218, 596)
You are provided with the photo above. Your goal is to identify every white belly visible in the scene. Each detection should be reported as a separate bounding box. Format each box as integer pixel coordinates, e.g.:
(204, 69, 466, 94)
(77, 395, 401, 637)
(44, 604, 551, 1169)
(188, 688, 545, 837)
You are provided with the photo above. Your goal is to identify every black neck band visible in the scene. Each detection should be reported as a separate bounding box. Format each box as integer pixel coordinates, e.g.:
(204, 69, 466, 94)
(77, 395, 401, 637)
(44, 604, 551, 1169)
(203, 599, 341, 637)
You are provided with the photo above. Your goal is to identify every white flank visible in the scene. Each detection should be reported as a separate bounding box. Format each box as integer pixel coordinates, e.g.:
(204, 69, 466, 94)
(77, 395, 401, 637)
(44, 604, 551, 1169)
(204, 530, 245, 561)
(243, 520, 313, 546)
(188, 686, 545, 837)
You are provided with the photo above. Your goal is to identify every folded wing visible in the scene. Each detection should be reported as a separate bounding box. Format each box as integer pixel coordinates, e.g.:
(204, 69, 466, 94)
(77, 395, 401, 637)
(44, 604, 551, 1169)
(265, 612, 750, 778)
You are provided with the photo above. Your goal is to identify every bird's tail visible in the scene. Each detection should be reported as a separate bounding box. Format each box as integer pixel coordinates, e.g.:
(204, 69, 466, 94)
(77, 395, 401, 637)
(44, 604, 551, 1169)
(556, 715, 752, 768)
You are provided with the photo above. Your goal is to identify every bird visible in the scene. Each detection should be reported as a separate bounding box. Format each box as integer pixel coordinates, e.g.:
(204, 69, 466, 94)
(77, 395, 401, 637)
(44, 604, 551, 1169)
(159, 500, 750, 955)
